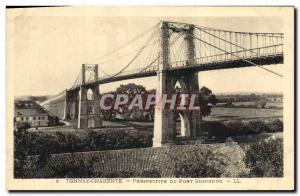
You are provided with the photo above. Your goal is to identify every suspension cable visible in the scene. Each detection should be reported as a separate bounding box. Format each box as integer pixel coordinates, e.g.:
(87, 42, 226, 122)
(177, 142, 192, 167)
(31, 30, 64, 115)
(86, 22, 161, 64)
(141, 31, 185, 72)
(198, 28, 262, 56)
(69, 71, 81, 90)
(110, 23, 159, 78)
(192, 35, 283, 77)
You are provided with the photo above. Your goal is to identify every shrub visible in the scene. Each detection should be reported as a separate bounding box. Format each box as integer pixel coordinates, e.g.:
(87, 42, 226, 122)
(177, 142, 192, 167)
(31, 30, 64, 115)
(49, 156, 161, 178)
(244, 138, 283, 177)
(50, 157, 96, 178)
(173, 149, 223, 177)
(86, 129, 151, 151)
(204, 119, 283, 142)
(15, 119, 283, 157)
(14, 124, 31, 178)
(15, 128, 153, 156)
(36, 151, 52, 169)
(225, 121, 251, 135)
(247, 120, 270, 134)
(202, 121, 228, 141)
(267, 119, 283, 132)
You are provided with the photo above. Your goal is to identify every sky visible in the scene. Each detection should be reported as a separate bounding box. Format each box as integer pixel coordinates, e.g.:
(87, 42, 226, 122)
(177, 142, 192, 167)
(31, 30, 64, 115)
(8, 7, 284, 96)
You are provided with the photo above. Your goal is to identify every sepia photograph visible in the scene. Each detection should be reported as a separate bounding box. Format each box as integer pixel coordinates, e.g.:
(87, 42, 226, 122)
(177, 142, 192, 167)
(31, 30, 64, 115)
(6, 6, 295, 191)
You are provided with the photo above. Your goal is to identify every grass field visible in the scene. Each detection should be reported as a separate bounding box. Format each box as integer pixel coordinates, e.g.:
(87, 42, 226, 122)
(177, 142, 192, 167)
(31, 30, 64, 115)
(232, 101, 283, 108)
(204, 107, 283, 122)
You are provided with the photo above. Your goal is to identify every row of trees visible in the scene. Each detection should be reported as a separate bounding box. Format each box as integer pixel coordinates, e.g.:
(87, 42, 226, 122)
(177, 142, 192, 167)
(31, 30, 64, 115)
(221, 98, 268, 108)
(217, 93, 267, 103)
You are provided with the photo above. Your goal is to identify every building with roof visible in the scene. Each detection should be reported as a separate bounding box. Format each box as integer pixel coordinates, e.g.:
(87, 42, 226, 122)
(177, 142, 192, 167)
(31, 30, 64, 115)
(14, 100, 59, 128)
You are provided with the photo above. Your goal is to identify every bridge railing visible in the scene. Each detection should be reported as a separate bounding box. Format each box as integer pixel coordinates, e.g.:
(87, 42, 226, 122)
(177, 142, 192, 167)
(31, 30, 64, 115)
(170, 44, 283, 68)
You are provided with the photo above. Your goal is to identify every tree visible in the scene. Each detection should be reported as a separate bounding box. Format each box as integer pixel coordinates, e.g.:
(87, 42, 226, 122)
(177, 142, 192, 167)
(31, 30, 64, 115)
(256, 99, 268, 108)
(109, 84, 216, 121)
(199, 86, 217, 117)
(244, 138, 283, 177)
(27, 96, 48, 102)
(200, 86, 212, 95)
(14, 122, 31, 178)
(116, 83, 146, 94)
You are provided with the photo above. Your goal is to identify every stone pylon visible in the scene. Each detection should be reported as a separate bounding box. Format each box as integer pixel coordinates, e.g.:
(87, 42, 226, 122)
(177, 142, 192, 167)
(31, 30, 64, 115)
(63, 89, 71, 120)
(77, 64, 102, 129)
(153, 21, 201, 147)
(63, 90, 79, 120)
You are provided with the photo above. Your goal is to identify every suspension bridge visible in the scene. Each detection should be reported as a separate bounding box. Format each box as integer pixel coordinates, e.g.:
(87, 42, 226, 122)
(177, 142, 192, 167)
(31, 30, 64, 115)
(41, 21, 284, 147)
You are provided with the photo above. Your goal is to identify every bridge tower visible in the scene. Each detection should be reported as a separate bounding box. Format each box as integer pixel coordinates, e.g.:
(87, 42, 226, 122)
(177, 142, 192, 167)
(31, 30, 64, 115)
(63, 89, 71, 120)
(77, 64, 102, 129)
(63, 90, 79, 120)
(153, 21, 201, 147)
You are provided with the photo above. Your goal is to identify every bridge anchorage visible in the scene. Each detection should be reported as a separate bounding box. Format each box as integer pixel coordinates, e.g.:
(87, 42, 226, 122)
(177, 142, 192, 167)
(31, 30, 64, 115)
(58, 20, 284, 147)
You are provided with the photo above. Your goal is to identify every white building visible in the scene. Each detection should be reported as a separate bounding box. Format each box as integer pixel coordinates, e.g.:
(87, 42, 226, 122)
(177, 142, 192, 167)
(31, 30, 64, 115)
(14, 100, 59, 128)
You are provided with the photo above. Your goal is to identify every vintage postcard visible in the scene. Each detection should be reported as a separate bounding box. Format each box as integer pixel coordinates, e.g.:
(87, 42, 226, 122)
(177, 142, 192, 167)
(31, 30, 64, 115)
(6, 6, 294, 191)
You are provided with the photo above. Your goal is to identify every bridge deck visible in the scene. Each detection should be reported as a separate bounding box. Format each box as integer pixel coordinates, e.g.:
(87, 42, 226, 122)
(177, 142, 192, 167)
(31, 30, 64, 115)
(67, 53, 283, 92)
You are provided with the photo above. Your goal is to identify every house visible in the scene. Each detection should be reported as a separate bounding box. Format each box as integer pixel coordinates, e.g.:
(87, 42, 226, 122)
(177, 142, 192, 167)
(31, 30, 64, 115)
(14, 100, 59, 128)
(267, 97, 283, 102)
